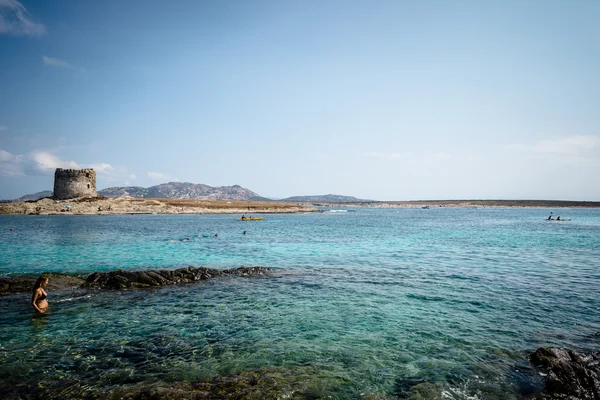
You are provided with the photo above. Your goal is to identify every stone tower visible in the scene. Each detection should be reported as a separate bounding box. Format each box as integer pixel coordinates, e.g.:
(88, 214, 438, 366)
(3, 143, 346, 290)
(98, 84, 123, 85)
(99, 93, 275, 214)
(53, 168, 97, 200)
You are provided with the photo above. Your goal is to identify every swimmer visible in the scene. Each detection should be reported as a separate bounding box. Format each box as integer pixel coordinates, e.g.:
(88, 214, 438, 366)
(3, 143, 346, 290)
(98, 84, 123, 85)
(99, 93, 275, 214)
(214, 233, 218, 237)
(31, 276, 49, 314)
(243, 231, 247, 235)
(168, 238, 191, 242)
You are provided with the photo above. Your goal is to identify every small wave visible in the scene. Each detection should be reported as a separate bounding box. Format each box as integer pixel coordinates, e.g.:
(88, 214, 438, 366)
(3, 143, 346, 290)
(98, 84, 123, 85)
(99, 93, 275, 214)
(56, 294, 92, 303)
(406, 293, 446, 302)
(442, 386, 483, 400)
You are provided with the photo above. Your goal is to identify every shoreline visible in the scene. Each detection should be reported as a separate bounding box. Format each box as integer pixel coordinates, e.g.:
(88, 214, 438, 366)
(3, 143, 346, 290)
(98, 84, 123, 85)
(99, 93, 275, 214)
(1, 197, 599, 216)
(317, 199, 600, 208)
(0, 197, 317, 216)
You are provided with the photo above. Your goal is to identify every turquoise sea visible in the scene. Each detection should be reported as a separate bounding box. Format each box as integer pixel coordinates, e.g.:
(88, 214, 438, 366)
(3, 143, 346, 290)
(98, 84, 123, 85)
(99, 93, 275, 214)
(1, 207, 599, 399)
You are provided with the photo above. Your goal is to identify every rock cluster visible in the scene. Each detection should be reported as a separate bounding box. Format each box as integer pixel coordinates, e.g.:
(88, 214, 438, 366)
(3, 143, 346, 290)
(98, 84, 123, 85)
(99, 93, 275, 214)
(530, 347, 600, 399)
(83, 266, 271, 289)
(0, 273, 86, 295)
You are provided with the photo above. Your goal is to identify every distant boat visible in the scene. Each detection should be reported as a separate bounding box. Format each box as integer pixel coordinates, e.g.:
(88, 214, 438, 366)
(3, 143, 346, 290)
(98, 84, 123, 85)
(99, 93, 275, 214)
(421, 206, 430, 209)
(545, 218, 571, 221)
(239, 217, 264, 221)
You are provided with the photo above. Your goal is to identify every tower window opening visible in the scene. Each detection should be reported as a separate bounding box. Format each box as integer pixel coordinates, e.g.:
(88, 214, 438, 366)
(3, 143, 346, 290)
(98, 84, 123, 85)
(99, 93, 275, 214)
(87, 184, 90, 189)
(86, 173, 90, 178)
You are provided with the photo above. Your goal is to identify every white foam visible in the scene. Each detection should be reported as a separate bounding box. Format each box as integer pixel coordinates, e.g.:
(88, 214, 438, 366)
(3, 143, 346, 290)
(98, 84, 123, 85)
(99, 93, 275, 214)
(56, 294, 92, 303)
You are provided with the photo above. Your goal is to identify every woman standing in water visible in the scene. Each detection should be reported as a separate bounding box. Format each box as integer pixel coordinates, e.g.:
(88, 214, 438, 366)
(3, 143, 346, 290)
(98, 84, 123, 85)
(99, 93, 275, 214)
(31, 276, 49, 313)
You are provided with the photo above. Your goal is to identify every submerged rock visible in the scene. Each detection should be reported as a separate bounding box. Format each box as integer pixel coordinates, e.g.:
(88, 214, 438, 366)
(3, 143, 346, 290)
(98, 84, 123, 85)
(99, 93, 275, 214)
(24, 366, 369, 400)
(529, 347, 600, 399)
(83, 266, 271, 289)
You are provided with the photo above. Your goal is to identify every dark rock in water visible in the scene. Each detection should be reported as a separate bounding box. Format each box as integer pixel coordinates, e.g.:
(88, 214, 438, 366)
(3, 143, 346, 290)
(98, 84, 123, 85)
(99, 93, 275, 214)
(0, 273, 86, 295)
(84, 266, 271, 289)
(530, 347, 600, 399)
(28, 366, 359, 400)
(1, 267, 271, 294)
(392, 377, 446, 399)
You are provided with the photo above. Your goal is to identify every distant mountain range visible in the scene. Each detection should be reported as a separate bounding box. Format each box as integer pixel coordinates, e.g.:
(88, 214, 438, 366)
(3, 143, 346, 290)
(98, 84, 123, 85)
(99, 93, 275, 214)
(11, 184, 371, 203)
(280, 194, 373, 203)
(98, 182, 267, 201)
(16, 190, 54, 202)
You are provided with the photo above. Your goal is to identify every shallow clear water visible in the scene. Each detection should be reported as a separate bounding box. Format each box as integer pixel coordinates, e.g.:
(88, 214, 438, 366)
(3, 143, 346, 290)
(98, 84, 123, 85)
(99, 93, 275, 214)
(1, 208, 599, 399)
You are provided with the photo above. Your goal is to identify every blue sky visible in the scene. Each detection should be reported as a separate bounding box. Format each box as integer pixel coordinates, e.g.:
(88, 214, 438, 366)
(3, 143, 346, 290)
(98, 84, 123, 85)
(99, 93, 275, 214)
(1, 0, 599, 201)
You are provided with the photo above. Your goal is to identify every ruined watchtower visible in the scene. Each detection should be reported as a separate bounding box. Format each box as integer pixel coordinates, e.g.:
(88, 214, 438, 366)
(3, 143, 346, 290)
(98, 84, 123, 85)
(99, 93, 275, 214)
(53, 168, 97, 200)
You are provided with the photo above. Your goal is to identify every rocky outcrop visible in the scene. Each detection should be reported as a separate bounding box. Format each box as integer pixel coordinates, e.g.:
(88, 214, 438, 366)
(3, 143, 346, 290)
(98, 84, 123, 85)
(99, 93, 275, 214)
(530, 347, 600, 399)
(1, 267, 271, 294)
(83, 266, 271, 289)
(0, 273, 86, 295)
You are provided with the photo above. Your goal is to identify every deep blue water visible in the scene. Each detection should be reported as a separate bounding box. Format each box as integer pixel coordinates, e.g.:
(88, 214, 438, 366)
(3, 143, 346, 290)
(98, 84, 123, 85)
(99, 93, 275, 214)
(1, 208, 599, 399)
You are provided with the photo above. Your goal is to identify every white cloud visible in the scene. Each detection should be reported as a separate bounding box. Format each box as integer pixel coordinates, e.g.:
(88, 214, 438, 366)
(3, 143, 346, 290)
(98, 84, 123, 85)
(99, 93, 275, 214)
(30, 151, 79, 173)
(0, 148, 139, 189)
(121, 174, 137, 186)
(365, 151, 407, 159)
(0, 149, 123, 177)
(0, 149, 17, 162)
(508, 135, 600, 169)
(87, 163, 114, 174)
(0, 0, 45, 37)
(0, 149, 24, 176)
(532, 135, 600, 156)
(148, 171, 171, 181)
(42, 56, 73, 69)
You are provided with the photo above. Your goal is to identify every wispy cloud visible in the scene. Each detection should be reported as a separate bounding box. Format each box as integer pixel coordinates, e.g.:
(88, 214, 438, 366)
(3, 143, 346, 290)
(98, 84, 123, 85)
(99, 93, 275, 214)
(0, 125, 7, 131)
(0, 0, 45, 37)
(365, 151, 405, 159)
(0, 149, 24, 177)
(30, 151, 79, 172)
(509, 135, 600, 169)
(42, 56, 73, 69)
(0, 149, 126, 177)
(532, 135, 600, 156)
(147, 171, 171, 181)
(123, 174, 136, 185)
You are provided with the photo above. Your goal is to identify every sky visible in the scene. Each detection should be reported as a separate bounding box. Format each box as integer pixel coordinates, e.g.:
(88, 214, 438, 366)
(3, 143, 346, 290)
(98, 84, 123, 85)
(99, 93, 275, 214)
(1, 0, 599, 201)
